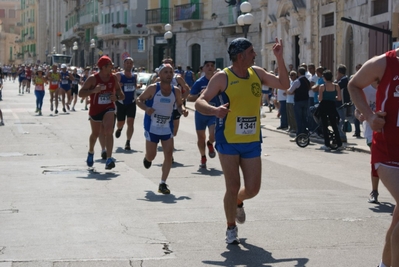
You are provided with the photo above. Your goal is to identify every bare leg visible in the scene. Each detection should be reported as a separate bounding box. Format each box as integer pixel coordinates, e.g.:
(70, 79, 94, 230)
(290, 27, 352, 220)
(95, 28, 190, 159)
(196, 129, 206, 156)
(160, 138, 174, 182)
(378, 166, 399, 267)
(218, 153, 241, 225)
(126, 117, 135, 141)
(102, 112, 115, 158)
(89, 120, 101, 153)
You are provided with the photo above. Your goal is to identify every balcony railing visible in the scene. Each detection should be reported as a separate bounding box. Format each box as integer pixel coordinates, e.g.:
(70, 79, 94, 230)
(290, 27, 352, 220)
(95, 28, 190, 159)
(146, 8, 173, 25)
(80, 13, 99, 27)
(174, 3, 203, 21)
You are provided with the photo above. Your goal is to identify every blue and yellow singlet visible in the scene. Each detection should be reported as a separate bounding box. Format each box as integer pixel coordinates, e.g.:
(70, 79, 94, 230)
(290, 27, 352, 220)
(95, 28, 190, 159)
(215, 67, 262, 144)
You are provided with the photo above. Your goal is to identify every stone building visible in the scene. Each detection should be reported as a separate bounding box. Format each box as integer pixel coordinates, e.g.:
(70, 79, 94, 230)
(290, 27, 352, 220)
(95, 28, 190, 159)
(262, 0, 398, 76)
(144, 0, 398, 76)
(0, 0, 21, 65)
(145, 0, 262, 72)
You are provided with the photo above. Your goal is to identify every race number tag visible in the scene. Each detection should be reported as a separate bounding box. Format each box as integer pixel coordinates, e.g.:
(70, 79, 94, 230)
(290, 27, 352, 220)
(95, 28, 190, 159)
(152, 114, 170, 128)
(72, 80, 78, 85)
(61, 80, 68, 85)
(98, 93, 111, 104)
(51, 81, 58, 85)
(124, 84, 135, 92)
(235, 116, 257, 135)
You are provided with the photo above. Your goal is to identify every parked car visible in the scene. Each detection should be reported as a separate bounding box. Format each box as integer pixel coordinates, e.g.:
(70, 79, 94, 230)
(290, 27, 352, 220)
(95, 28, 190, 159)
(136, 72, 154, 96)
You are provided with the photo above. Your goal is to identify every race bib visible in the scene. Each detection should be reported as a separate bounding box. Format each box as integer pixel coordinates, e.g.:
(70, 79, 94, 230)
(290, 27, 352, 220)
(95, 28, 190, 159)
(235, 116, 257, 135)
(35, 85, 44, 91)
(124, 84, 135, 92)
(98, 93, 111, 105)
(72, 80, 78, 85)
(151, 114, 170, 128)
(61, 80, 68, 85)
(51, 81, 58, 85)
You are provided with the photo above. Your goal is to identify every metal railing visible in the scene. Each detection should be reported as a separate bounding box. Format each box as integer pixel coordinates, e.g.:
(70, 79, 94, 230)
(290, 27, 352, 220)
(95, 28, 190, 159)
(146, 8, 173, 25)
(174, 3, 203, 21)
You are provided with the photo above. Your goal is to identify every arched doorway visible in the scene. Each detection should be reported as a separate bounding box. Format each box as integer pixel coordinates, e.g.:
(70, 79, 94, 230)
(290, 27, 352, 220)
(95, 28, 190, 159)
(191, 44, 201, 72)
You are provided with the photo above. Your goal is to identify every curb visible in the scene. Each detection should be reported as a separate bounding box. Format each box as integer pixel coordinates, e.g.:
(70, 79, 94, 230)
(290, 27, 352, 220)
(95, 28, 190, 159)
(262, 125, 370, 154)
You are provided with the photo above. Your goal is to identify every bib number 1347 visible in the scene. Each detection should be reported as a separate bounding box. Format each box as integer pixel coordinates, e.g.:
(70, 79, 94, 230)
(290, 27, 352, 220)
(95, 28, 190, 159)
(236, 116, 257, 135)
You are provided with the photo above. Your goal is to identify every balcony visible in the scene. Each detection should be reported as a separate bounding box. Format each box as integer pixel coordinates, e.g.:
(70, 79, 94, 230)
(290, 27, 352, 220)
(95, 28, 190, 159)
(174, 3, 203, 28)
(80, 13, 99, 28)
(145, 8, 173, 32)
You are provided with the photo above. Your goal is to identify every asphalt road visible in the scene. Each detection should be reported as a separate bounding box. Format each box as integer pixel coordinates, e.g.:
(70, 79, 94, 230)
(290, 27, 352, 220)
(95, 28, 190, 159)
(0, 79, 393, 267)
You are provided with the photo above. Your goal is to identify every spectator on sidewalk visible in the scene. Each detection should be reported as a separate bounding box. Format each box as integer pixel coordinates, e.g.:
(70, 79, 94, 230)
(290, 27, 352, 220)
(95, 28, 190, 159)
(288, 67, 310, 137)
(286, 71, 297, 133)
(335, 64, 350, 143)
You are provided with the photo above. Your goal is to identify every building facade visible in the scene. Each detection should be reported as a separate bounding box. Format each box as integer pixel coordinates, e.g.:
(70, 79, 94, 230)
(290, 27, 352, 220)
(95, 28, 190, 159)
(262, 0, 398, 76)
(145, 0, 398, 76)
(146, 0, 262, 72)
(0, 0, 21, 65)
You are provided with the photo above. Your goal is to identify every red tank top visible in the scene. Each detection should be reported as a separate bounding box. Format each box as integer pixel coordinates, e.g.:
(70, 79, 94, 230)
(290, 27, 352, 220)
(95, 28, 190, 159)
(371, 49, 399, 165)
(89, 73, 116, 116)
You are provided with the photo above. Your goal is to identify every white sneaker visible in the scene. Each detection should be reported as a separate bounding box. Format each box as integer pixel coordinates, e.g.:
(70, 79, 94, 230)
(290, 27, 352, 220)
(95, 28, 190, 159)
(225, 226, 240, 244)
(236, 206, 246, 224)
(320, 145, 331, 151)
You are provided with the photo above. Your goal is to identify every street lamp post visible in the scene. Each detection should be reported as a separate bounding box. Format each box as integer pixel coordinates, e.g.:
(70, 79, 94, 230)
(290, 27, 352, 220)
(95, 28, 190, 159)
(164, 24, 173, 58)
(237, 2, 254, 39)
(61, 44, 66, 55)
(73, 41, 78, 67)
(90, 39, 96, 67)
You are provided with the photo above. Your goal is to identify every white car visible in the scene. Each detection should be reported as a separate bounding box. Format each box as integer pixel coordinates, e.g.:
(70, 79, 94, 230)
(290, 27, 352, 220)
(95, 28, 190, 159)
(136, 72, 154, 96)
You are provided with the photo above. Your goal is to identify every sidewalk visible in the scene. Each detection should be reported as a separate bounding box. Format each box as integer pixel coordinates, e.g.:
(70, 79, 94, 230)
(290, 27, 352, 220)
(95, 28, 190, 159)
(185, 101, 370, 154)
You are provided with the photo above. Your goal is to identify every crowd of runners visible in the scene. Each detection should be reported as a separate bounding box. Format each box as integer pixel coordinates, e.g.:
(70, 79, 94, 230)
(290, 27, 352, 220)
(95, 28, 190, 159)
(1, 37, 398, 266)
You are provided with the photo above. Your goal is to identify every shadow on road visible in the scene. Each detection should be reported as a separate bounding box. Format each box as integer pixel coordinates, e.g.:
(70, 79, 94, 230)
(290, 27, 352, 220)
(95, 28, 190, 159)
(193, 167, 224, 177)
(115, 147, 142, 154)
(202, 238, 309, 267)
(138, 190, 191, 204)
(369, 202, 395, 215)
(76, 169, 120, 181)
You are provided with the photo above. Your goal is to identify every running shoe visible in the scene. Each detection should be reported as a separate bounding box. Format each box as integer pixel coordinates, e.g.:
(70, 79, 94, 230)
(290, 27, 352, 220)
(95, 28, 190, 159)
(320, 145, 331, 151)
(200, 156, 206, 168)
(63, 107, 66, 113)
(368, 190, 379, 204)
(236, 205, 246, 224)
(86, 152, 94, 167)
(158, 183, 170, 194)
(207, 141, 216, 158)
(125, 140, 131, 151)
(35, 108, 39, 113)
(66, 103, 70, 110)
(101, 150, 107, 160)
(38, 110, 42, 116)
(143, 157, 152, 169)
(0, 121, 4, 126)
(105, 158, 115, 170)
(115, 128, 122, 138)
(225, 226, 240, 244)
(55, 109, 58, 114)
(50, 104, 53, 111)
(71, 107, 76, 112)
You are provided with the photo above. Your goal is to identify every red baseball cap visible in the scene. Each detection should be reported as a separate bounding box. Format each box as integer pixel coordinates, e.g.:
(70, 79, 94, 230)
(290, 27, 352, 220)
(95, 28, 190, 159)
(97, 56, 113, 69)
